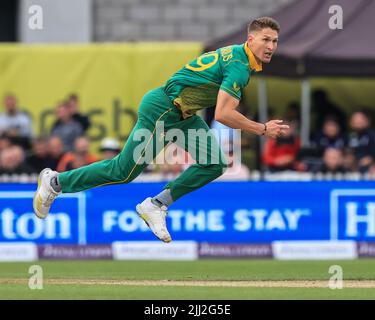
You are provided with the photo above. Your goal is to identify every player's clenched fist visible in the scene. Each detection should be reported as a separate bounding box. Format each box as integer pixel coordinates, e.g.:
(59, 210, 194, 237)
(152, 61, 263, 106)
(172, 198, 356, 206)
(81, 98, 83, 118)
(264, 119, 290, 139)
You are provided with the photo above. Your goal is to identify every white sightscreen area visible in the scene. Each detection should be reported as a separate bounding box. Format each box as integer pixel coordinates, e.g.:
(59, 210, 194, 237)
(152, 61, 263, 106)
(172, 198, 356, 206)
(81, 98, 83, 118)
(19, 0, 92, 43)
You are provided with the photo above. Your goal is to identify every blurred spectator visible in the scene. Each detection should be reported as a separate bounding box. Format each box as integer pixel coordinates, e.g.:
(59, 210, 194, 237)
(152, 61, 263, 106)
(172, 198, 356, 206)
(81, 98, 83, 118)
(46, 136, 65, 171)
(0, 94, 33, 149)
(342, 148, 358, 173)
(159, 145, 184, 180)
(348, 109, 375, 173)
(216, 149, 250, 181)
(157, 144, 193, 179)
(262, 121, 301, 172)
(285, 101, 301, 126)
(26, 137, 51, 173)
(311, 89, 347, 133)
(0, 145, 33, 174)
(314, 148, 346, 174)
(51, 101, 84, 151)
(57, 136, 98, 172)
(160, 162, 184, 180)
(67, 94, 91, 132)
(311, 116, 347, 154)
(369, 163, 375, 179)
(52, 94, 90, 133)
(0, 133, 12, 152)
(100, 137, 121, 160)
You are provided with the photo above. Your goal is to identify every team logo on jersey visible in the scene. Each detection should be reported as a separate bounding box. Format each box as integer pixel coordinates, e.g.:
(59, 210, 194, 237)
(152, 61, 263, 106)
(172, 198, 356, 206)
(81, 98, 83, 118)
(233, 82, 240, 92)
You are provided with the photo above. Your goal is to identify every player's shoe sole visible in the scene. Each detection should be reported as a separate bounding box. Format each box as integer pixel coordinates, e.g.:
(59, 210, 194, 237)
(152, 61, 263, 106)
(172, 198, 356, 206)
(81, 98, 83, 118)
(136, 201, 172, 243)
(33, 168, 59, 219)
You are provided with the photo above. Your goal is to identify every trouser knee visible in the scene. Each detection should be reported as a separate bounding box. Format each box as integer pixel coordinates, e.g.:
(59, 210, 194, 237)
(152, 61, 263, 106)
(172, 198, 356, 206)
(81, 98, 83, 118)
(105, 157, 133, 183)
(207, 162, 227, 178)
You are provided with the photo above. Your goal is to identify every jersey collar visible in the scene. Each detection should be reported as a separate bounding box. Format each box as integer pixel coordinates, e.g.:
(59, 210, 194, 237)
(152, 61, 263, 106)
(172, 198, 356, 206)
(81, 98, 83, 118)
(244, 42, 262, 72)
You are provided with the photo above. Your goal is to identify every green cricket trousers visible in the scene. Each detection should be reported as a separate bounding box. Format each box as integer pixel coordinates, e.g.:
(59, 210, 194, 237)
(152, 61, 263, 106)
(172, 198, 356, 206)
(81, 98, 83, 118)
(58, 86, 227, 201)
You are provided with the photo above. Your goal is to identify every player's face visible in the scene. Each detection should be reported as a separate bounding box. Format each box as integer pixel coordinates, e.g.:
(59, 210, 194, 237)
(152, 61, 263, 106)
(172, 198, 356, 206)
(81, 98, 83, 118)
(248, 28, 279, 63)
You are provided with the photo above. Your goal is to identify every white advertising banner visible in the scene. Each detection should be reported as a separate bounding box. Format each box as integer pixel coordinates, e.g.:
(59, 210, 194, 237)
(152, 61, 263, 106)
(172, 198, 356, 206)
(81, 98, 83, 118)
(0, 242, 38, 261)
(112, 241, 198, 261)
(272, 241, 358, 260)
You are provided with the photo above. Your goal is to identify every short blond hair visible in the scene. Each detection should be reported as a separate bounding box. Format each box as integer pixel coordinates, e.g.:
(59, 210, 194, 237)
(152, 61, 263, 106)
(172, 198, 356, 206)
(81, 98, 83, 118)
(248, 17, 280, 34)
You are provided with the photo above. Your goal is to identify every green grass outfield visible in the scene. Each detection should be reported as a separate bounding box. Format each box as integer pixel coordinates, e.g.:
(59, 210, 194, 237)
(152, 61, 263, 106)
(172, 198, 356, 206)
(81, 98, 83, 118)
(1, 259, 375, 299)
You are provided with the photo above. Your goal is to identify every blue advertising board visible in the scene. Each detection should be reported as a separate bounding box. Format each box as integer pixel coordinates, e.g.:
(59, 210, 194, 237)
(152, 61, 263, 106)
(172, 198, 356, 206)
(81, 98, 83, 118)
(0, 190, 84, 244)
(0, 181, 374, 244)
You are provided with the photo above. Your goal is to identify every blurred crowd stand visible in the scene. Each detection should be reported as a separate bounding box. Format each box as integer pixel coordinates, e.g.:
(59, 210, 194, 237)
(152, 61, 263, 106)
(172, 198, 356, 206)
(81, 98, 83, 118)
(0, 89, 374, 183)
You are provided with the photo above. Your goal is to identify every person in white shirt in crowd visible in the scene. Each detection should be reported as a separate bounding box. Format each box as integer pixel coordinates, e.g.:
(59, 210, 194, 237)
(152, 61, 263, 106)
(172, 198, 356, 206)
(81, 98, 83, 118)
(0, 94, 33, 148)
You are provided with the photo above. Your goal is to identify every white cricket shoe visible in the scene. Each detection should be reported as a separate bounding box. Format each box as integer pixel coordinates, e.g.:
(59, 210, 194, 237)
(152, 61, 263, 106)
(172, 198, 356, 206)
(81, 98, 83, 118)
(136, 197, 172, 243)
(33, 168, 60, 219)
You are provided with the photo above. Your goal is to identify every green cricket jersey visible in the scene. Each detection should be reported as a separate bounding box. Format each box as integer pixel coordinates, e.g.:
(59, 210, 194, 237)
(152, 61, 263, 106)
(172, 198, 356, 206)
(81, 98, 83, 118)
(164, 42, 262, 118)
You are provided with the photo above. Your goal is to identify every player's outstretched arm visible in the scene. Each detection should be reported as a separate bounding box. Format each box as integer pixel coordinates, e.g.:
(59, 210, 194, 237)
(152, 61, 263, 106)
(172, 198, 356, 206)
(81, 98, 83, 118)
(215, 89, 289, 139)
